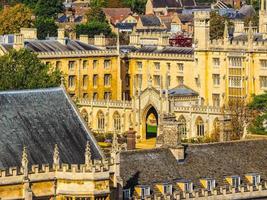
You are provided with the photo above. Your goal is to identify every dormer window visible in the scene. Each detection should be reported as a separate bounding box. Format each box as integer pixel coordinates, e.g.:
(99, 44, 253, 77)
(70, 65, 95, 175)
(226, 176, 241, 188)
(176, 180, 193, 192)
(232, 176, 240, 188)
(200, 178, 216, 191)
(163, 184, 172, 194)
(141, 186, 150, 199)
(207, 179, 216, 191)
(123, 188, 131, 200)
(252, 174, 260, 186)
(246, 173, 261, 186)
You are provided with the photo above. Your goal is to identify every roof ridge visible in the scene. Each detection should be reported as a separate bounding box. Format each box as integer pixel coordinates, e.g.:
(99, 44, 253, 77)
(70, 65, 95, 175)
(0, 87, 62, 95)
(186, 138, 267, 147)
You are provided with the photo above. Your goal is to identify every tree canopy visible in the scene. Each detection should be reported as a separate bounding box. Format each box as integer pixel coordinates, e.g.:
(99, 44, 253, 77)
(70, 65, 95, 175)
(34, 0, 63, 18)
(34, 17, 58, 39)
(0, 49, 61, 90)
(0, 4, 33, 35)
(248, 93, 267, 135)
(210, 12, 226, 40)
(76, 0, 114, 38)
(123, 0, 146, 14)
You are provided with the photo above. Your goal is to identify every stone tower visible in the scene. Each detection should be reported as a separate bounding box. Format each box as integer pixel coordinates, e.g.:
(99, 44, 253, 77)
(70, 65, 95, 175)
(259, 0, 267, 37)
(193, 11, 210, 50)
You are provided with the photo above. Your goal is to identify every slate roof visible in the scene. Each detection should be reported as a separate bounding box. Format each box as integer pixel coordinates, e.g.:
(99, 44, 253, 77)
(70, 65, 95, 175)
(178, 140, 267, 187)
(120, 139, 267, 189)
(151, 0, 196, 8)
(120, 148, 180, 188)
(135, 46, 194, 54)
(168, 84, 198, 97)
(115, 22, 136, 30)
(0, 87, 103, 169)
(25, 39, 100, 52)
(140, 15, 162, 27)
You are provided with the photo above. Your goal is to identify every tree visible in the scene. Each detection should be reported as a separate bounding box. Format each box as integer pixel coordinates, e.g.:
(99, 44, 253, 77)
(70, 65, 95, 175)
(76, 21, 114, 37)
(209, 12, 233, 40)
(34, 17, 58, 39)
(248, 93, 267, 135)
(86, 5, 106, 22)
(123, 0, 146, 14)
(34, 0, 63, 18)
(0, 4, 33, 35)
(0, 49, 61, 90)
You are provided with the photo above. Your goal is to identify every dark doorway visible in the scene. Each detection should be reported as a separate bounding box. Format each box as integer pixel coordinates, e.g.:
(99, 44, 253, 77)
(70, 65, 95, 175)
(145, 106, 158, 139)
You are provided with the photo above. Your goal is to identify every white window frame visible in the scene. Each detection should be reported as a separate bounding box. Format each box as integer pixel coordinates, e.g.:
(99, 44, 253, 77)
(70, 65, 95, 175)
(123, 188, 131, 200)
(141, 187, 150, 198)
(232, 176, 240, 188)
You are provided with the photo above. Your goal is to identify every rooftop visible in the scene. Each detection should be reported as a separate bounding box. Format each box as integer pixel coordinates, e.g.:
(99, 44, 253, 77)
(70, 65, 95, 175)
(0, 87, 103, 169)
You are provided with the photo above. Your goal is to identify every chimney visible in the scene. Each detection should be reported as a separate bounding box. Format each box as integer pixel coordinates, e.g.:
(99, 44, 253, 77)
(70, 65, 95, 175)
(13, 34, 24, 50)
(79, 35, 89, 44)
(127, 128, 136, 150)
(169, 145, 185, 161)
(94, 33, 106, 48)
(20, 28, 37, 40)
(57, 28, 65, 45)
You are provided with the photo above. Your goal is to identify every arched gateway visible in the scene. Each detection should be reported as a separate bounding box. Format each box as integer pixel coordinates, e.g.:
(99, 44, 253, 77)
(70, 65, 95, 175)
(145, 106, 158, 139)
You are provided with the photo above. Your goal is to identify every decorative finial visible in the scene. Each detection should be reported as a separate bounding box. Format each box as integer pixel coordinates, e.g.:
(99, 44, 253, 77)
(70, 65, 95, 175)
(21, 146, 28, 177)
(224, 20, 228, 39)
(85, 141, 92, 166)
(53, 144, 60, 166)
(111, 132, 119, 153)
(60, 75, 64, 87)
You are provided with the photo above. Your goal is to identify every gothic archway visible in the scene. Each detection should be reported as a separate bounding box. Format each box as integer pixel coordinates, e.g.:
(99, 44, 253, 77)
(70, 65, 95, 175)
(144, 106, 158, 139)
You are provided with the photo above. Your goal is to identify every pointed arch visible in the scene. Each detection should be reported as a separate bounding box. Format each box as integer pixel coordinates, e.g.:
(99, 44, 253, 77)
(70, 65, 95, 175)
(177, 115, 187, 138)
(81, 108, 88, 123)
(97, 110, 105, 131)
(113, 111, 121, 132)
(195, 116, 204, 136)
(213, 117, 220, 133)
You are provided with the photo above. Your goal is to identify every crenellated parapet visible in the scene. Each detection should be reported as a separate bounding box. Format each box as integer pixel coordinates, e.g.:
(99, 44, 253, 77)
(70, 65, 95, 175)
(36, 49, 119, 59)
(174, 105, 223, 115)
(128, 52, 194, 61)
(209, 39, 267, 52)
(78, 99, 132, 109)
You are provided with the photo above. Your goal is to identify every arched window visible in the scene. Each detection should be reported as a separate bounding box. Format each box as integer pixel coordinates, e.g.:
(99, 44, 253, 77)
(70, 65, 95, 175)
(97, 111, 105, 131)
(177, 115, 187, 137)
(113, 112, 121, 132)
(213, 117, 220, 133)
(196, 117, 205, 136)
(81, 109, 88, 123)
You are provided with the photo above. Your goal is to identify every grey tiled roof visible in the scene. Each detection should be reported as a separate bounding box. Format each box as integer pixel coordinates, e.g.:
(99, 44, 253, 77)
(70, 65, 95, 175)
(0, 87, 103, 169)
(140, 15, 162, 27)
(178, 140, 267, 187)
(135, 46, 194, 54)
(120, 148, 180, 188)
(25, 39, 99, 52)
(152, 0, 196, 8)
(120, 140, 267, 189)
(168, 84, 198, 97)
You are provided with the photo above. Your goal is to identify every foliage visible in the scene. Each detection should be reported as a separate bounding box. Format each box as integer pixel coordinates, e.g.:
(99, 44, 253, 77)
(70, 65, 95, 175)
(34, 0, 63, 18)
(107, 0, 125, 7)
(0, 4, 33, 35)
(34, 17, 58, 39)
(248, 93, 267, 135)
(244, 13, 258, 26)
(90, 0, 107, 7)
(209, 11, 232, 40)
(86, 5, 107, 22)
(0, 49, 61, 90)
(76, 21, 114, 37)
(123, 0, 146, 14)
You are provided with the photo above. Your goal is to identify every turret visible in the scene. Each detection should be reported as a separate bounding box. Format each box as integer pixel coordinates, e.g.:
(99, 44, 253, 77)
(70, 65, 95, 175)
(194, 11, 210, 50)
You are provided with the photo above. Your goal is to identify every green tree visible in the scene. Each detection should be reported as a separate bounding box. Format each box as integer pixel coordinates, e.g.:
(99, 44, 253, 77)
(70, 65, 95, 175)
(248, 93, 267, 135)
(210, 12, 226, 40)
(34, 0, 63, 18)
(123, 0, 146, 14)
(0, 49, 61, 90)
(76, 21, 114, 37)
(34, 17, 58, 39)
(0, 4, 33, 35)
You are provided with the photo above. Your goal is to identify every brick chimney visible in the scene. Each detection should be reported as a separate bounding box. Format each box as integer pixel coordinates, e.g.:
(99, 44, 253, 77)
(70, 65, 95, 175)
(126, 128, 136, 150)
